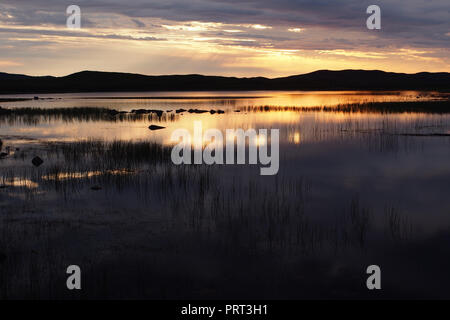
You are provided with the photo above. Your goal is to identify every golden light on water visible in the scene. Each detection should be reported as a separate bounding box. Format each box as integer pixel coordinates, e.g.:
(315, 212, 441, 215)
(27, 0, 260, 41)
(293, 132, 301, 144)
(253, 135, 267, 146)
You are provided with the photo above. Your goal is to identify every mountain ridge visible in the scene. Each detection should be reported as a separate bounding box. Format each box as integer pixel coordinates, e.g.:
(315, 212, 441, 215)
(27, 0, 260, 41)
(0, 69, 449, 94)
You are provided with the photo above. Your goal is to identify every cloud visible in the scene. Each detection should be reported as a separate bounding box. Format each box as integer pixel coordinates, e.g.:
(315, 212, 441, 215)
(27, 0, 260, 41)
(132, 19, 146, 28)
(0, 0, 448, 76)
(0, 60, 22, 67)
(0, 26, 166, 42)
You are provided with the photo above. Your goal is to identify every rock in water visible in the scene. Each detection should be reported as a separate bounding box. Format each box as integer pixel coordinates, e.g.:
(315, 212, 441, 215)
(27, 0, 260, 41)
(152, 110, 163, 117)
(91, 185, 102, 191)
(0, 152, 8, 159)
(188, 109, 208, 114)
(148, 125, 166, 131)
(32, 156, 44, 167)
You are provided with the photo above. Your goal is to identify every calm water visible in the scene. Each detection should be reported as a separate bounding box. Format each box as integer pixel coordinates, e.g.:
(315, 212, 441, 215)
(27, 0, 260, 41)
(0, 90, 446, 143)
(0, 91, 450, 299)
(0, 90, 432, 109)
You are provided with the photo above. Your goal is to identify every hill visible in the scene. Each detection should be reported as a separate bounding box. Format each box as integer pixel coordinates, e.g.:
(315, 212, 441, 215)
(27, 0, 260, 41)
(0, 70, 448, 94)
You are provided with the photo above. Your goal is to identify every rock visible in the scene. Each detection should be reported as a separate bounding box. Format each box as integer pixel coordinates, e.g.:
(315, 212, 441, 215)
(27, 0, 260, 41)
(91, 185, 102, 191)
(176, 109, 187, 113)
(32, 156, 44, 167)
(148, 125, 166, 131)
(218, 110, 225, 114)
(131, 109, 148, 114)
(0, 107, 10, 115)
(188, 109, 208, 114)
(234, 110, 241, 112)
(131, 109, 164, 117)
(152, 110, 164, 117)
(0, 152, 7, 159)
(210, 110, 217, 114)
(33, 96, 39, 100)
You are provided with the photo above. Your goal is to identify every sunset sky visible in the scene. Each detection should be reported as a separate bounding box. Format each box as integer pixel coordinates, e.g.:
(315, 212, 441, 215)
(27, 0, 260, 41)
(0, 0, 449, 77)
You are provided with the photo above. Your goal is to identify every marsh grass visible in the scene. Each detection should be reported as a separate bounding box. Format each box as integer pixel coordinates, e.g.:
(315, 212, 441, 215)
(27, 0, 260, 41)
(47, 139, 172, 166)
(240, 100, 450, 114)
(0, 139, 405, 256)
(384, 206, 414, 241)
(0, 107, 178, 125)
(0, 133, 423, 299)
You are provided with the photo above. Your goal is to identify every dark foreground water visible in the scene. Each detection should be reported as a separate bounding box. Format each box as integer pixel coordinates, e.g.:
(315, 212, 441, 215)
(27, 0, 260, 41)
(0, 91, 449, 299)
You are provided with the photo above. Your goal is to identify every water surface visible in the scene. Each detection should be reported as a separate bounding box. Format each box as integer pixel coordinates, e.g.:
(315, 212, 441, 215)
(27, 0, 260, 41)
(0, 90, 449, 299)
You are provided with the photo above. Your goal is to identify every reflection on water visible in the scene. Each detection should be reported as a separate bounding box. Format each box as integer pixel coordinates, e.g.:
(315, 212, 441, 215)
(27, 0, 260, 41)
(1, 108, 449, 147)
(0, 90, 440, 110)
(42, 169, 136, 181)
(1, 91, 450, 299)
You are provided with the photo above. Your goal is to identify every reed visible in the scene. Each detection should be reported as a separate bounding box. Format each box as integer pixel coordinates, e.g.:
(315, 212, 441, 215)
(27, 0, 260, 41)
(240, 100, 450, 114)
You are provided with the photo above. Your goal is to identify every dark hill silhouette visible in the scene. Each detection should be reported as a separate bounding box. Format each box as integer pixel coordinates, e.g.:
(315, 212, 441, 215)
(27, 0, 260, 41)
(0, 70, 448, 94)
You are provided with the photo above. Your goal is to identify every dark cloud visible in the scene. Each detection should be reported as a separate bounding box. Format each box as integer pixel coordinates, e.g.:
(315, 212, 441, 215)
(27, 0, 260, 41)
(132, 18, 146, 28)
(0, 1, 448, 50)
(0, 27, 165, 41)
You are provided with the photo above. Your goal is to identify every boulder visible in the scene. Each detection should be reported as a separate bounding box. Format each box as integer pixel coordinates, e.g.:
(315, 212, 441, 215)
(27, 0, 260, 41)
(188, 109, 208, 114)
(152, 110, 164, 117)
(32, 156, 44, 167)
(131, 109, 148, 114)
(148, 125, 166, 131)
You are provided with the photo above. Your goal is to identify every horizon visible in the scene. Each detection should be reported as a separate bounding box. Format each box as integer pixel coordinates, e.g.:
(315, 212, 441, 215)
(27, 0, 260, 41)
(3, 68, 450, 79)
(1, 1, 449, 77)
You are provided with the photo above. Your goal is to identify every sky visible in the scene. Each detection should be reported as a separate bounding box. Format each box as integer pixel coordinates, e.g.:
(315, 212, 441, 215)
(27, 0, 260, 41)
(0, 0, 449, 77)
